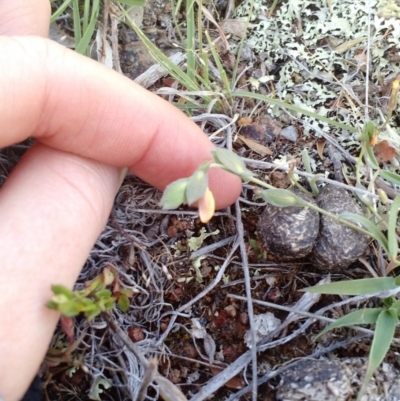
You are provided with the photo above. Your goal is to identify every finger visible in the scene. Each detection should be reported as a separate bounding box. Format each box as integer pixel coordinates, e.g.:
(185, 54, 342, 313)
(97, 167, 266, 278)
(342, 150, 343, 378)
(0, 0, 50, 36)
(0, 143, 121, 401)
(0, 36, 242, 209)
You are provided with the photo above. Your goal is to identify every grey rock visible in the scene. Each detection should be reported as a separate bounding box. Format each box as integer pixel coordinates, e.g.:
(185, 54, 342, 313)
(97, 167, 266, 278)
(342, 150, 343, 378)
(280, 125, 298, 142)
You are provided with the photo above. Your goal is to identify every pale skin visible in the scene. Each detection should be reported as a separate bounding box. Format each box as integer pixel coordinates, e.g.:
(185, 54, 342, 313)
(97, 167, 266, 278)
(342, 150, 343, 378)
(0, 1, 241, 399)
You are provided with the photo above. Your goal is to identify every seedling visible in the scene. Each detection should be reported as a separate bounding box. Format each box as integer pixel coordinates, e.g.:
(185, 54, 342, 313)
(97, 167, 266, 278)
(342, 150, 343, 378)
(47, 266, 135, 338)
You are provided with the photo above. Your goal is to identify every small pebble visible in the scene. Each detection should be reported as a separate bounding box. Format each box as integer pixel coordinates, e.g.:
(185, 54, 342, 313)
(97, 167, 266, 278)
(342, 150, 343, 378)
(280, 125, 298, 142)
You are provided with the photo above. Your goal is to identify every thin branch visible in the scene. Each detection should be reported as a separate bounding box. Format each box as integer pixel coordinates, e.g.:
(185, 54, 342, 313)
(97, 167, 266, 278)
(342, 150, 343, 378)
(235, 199, 258, 401)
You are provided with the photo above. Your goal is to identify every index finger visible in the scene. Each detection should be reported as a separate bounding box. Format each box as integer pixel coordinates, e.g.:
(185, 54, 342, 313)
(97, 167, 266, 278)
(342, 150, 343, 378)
(0, 36, 241, 208)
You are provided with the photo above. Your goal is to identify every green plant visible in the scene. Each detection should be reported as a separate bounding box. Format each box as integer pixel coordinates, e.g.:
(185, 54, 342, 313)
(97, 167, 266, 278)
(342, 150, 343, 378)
(47, 266, 134, 323)
(303, 278, 400, 401)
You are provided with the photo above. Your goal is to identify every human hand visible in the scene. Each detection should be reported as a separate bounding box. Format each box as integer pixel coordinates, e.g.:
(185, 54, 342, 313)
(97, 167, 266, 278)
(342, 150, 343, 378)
(0, 1, 241, 399)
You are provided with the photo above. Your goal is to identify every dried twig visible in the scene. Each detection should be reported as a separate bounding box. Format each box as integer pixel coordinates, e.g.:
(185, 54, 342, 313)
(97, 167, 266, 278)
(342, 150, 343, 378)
(103, 313, 189, 401)
(234, 199, 258, 401)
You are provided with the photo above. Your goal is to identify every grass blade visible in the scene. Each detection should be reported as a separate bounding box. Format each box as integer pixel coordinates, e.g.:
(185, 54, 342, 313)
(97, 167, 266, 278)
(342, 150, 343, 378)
(232, 91, 357, 132)
(316, 308, 382, 339)
(186, 0, 196, 82)
(75, 0, 100, 55)
(357, 310, 397, 401)
(119, 7, 200, 91)
(364, 140, 379, 170)
(83, 0, 91, 36)
(205, 31, 232, 103)
(379, 170, 400, 186)
(303, 277, 398, 295)
(72, 0, 81, 47)
(51, 0, 74, 23)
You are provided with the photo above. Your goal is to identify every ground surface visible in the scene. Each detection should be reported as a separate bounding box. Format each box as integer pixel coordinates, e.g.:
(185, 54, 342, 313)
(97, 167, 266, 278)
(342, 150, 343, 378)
(8, 0, 400, 400)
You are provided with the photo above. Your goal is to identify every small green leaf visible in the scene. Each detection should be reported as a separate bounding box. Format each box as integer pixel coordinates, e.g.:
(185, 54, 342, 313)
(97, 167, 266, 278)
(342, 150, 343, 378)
(47, 300, 58, 310)
(365, 141, 379, 170)
(301, 149, 312, 174)
(357, 310, 397, 401)
(48, 294, 72, 306)
(117, 295, 130, 313)
(363, 121, 376, 138)
(96, 289, 113, 299)
(316, 308, 383, 339)
(75, 0, 100, 55)
(120, 287, 135, 297)
(340, 213, 387, 253)
(58, 302, 84, 317)
(160, 178, 189, 209)
(379, 170, 400, 186)
(387, 195, 400, 260)
(97, 296, 113, 310)
(186, 165, 209, 205)
(303, 277, 398, 295)
(103, 299, 116, 310)
(249, 239, 261, 254)
(51, 285, 74, 300)
(102, 268, 115, 286)
(308, 174, 323, 196)
(260, 189, 306, 207)
(83, 275, 105, 295)
(211, 148, 254, 180)
(78, 298, 97, 311)
(50, 0, 74, 23)
(85, 305, 102, 320)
